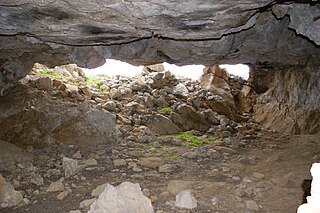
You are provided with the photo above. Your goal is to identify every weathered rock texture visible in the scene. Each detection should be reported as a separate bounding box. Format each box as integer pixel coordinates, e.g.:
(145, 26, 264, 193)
(0, 1, 319, 89)
(253, 61, 320, 134)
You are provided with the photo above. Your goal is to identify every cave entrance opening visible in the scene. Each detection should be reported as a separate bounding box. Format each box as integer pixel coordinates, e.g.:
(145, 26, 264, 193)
(83, 59, 250, 81)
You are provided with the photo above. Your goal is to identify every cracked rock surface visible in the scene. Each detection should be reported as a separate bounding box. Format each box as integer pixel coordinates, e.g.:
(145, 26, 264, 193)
(0, 1, 319, 88)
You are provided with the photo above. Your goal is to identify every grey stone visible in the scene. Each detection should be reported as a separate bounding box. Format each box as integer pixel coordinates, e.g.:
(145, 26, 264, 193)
(144, 114, 181, 135)
(30, 174, 44, 186)
(245, 200, 259, 211)
(92, 184, 108, 197)
(175, 190, 197, 210)
(0, 175, 23, 208)
(62, 157, 79, 178)
(113, 159, 127, 167)
(173, 83, 189, 97)
(47, 180, 65, 192)
(51, 109, 119, 146)
(172, 104, 209, 132)
(88, 182, 154, 213)
(84, 158, 98, 167)
(138, 157, 164, 168)
(159, 164, 177, 173)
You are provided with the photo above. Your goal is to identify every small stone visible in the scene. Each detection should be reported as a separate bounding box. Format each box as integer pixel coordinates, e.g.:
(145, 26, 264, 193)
(159, 164, 177, 173)
(181, 151, 197, 159)
(73, 151, 82, 159)
(37, 77, 53, 90)
(80, 198, 96, 208)
(91, 184, 108, 197)
(175, 190, 197, 209)
(84, 158, 98, 167)
(150, 196, 158, 204)
(133, 167, 142, 172)
(245, 200, 259, 211)
(138, 157, 164, 168)
(113, 159, 127, 167)
(30, 174, 44, 186)
(252, 172, 265, 180)
(47, 180, 65, 192)
(23, 198, 30, 204)
(211, 197, 218, 205)
(57, 191, 69, 200)
(69, 211, 81, 213)
(63, 157, 79, 178)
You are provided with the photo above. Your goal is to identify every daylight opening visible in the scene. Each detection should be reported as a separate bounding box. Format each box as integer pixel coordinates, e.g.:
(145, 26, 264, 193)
(83, 59, 249, 81)
(219, 64, 250, 80)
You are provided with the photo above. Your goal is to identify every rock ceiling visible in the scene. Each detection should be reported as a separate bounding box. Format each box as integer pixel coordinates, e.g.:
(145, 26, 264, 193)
(0, 1, 319, 87)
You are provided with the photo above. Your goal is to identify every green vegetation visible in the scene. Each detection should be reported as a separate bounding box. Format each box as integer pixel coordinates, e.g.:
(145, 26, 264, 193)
(35, 69, 69, 80)
(207, 137, 219, 141)
(85, 75, 109, 91)
(144, 145, 180, 161)
(175, 132, 208, 147)
(156, 107, 173, 115)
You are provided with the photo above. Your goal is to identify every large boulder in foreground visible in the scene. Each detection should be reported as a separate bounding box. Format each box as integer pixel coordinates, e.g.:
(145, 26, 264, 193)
(88, 182, 154, 213)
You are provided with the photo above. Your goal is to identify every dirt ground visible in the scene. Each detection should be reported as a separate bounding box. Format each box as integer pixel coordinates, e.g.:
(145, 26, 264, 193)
(1, 132, 319, 213)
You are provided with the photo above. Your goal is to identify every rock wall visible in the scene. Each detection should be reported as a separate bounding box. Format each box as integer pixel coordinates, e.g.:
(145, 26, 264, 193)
(0, 2, 319, 90)
(253, 61, 320, 134)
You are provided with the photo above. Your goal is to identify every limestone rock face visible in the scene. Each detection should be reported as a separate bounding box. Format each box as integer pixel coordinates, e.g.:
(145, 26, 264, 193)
(0, 1, 319, 89)
(253, 62, 320, 134)
(88, 182, 154, 213)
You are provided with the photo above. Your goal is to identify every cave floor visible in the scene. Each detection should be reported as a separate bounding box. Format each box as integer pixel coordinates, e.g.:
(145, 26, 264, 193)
(1, 132, 319, 213)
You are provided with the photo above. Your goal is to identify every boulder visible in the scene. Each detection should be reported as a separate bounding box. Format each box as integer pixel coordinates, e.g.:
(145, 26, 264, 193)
(144, 114, 181, 135)
(200, 65, 237, 120)
(88, 182, 154, 213)
(51, 109, 119, 146)
(173, 83, 189, 98)
(172, 104, 209, 132)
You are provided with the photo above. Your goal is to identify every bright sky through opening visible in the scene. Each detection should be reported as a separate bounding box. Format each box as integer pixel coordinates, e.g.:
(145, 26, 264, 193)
(83, 59, 249, 80)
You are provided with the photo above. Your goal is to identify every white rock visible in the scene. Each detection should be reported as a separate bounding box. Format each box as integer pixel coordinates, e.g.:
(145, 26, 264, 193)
(0, 175, 23, 208)
(63, 157, 79, 178)
(297, 163, 320, 213)
(173, 83, 189, 97)
(174, 190, 197, 209)
(88, 182, 154, 213)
